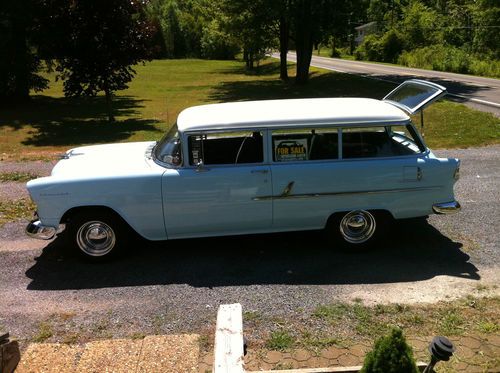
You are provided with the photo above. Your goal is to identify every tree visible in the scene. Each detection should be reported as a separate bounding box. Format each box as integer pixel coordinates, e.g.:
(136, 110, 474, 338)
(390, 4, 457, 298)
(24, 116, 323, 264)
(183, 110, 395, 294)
(292, 0, 355, 84)
(200, 19, 240, 60)
(293, 0, 314, 84)
(146, 0, 207, 59)
(400, 1, 441, 50)
(220, 0, 276, 69)
(40, 0, 154, 121)
(0, 0, 48, 102)
(471, 0, 500, 59)
(278, 3, 291, 80)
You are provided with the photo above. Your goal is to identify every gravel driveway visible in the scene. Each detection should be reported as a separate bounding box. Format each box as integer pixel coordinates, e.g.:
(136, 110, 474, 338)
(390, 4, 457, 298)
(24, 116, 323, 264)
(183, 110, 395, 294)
(0, 145, 498, 344)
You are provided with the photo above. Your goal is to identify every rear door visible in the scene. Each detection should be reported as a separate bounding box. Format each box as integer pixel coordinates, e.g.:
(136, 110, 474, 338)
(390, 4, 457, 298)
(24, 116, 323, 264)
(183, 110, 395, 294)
(269, 124, 432, 230)
(383, 79, 446, 114)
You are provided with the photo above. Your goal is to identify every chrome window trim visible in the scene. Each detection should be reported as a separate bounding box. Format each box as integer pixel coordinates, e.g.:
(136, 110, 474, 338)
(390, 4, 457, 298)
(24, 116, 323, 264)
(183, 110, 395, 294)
(268, 149, 430, 166)
(182, 128, 269, 169)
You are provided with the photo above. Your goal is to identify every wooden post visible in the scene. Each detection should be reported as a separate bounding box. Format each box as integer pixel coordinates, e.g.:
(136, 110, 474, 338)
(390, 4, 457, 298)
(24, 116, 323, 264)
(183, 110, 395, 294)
(0, 332, 20, 373)
(214, 304, 245, 373)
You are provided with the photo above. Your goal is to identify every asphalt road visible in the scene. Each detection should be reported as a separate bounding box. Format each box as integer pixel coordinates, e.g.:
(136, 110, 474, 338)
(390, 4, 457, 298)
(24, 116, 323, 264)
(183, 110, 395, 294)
(273, 52, 500, 116)
(0, 146, 499, 343)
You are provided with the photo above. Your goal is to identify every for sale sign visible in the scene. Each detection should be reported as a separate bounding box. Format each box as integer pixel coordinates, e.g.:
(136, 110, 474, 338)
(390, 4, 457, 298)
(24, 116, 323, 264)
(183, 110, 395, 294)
(274, 139, 308, 162)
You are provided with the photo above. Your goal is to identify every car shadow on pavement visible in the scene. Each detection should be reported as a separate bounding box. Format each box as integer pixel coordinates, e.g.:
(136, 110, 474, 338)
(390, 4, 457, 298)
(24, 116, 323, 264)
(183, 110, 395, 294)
(25, 218, 479, 290)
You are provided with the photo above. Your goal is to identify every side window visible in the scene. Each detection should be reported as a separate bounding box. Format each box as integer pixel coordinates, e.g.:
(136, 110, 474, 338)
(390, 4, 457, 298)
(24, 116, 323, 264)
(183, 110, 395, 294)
(272, 128, 338, 162)
(342, 125, 423, 159)
(188, 131, 263, 166)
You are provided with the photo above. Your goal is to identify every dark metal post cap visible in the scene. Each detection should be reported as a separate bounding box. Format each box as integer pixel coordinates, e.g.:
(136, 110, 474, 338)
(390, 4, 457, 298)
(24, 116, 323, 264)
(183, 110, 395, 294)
(429, 336, 455, 361)
(0, 331, 9, 344)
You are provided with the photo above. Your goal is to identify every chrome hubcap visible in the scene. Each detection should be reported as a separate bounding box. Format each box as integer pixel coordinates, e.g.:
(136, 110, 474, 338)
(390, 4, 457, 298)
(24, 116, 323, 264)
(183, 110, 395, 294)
(340, 210, 376, 244)
(76, 221, 116, 257)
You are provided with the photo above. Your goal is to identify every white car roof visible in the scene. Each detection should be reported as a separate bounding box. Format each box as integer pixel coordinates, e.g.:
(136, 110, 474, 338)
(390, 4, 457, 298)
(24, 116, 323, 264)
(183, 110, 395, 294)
(176, 97, 410, 132)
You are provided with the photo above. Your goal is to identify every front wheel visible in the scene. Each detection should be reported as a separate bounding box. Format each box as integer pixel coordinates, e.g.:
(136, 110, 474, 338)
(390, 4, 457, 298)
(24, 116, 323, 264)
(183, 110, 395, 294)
(68, 211, 126, 260)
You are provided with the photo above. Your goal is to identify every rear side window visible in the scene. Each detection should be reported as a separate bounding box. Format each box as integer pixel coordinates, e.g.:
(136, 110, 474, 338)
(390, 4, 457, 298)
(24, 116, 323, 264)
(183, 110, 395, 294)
(272, 128, 338, 162)
(342, 125, 424, 159)
(188, 131, 263, 165)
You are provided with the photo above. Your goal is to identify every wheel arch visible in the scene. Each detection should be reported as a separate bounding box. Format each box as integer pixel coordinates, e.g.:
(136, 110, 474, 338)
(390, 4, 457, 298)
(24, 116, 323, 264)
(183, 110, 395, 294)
(325, 209, 395, 228)
(60, 205, 141, 237)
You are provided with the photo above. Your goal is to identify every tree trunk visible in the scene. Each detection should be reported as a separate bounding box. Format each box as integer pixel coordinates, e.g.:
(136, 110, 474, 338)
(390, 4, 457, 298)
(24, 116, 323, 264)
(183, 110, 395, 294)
(279, 15, 289, 81)
(294, 0, 313, 85)
(243, 48, 250, 68)
(104, 87, 115, 122)
(12, 5, 30, 102)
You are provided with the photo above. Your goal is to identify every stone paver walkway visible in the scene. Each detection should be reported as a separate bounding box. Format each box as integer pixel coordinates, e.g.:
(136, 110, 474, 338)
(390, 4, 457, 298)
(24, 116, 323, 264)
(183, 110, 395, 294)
(16, 334, 199, 373)
(199, 333, 500, 372)
(12, 332, 499, 372)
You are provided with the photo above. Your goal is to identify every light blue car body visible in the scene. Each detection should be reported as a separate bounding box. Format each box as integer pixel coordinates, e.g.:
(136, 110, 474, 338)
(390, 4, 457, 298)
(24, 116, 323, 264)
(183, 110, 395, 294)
(26, 81, 460, 242)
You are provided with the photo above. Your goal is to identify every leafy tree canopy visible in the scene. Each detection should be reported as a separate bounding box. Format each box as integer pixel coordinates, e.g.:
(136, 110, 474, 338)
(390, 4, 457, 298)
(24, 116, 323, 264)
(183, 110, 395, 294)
(39, 0, 155, 121)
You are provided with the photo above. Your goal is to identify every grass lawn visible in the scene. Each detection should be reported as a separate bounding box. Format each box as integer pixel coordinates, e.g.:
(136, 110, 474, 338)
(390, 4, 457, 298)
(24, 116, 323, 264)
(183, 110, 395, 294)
(1, 58, 498, 161)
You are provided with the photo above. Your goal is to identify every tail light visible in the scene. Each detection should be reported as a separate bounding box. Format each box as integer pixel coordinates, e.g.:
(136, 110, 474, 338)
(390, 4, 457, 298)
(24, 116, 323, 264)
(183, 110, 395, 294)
(454, 160, 460, 180)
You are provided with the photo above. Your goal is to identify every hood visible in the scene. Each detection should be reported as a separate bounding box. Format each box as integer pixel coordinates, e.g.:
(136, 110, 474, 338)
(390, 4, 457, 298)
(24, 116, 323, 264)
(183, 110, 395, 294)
(50, 141, 158, 178)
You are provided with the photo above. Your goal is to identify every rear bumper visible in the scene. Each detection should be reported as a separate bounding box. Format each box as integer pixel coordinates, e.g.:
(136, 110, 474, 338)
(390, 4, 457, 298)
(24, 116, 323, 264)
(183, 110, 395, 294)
(432, 200, 461, 215)
(26, 220, 65, 240)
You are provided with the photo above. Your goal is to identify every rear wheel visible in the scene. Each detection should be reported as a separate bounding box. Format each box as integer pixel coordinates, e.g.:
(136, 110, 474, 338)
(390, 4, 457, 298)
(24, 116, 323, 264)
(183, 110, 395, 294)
(68, 210, 126, 260)
(339, 210, 376, 244)
(327, 210, 388, 248)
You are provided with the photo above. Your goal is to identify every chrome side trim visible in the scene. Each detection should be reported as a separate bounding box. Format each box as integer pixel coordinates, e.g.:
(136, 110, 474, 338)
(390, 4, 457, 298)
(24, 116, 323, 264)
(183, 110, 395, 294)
(253, 186, 441, 201)
(432, 200, 461, 214)
(281, 181, 295, 197)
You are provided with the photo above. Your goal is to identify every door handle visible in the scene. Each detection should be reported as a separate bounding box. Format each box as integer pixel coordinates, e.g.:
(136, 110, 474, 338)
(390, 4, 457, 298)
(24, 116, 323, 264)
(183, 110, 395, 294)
(251, 169, 269, 174)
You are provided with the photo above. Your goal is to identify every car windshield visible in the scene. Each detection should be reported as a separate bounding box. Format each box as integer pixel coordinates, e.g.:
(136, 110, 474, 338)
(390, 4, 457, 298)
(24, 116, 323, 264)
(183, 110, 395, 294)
(153, 124, 182, 166)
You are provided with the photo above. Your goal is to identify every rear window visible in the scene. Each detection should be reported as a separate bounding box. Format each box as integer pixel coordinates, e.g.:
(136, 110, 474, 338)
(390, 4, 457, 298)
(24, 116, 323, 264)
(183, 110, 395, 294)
(342, 125, 424, 159)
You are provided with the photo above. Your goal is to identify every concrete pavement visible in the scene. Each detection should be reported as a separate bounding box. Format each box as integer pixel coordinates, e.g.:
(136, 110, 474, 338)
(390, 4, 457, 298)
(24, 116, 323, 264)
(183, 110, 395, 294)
(16, 334, 200, 373)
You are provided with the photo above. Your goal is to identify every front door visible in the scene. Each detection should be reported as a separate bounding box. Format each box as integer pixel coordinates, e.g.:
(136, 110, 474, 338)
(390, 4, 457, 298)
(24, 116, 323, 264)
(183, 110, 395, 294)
(162, 130, 272, 238)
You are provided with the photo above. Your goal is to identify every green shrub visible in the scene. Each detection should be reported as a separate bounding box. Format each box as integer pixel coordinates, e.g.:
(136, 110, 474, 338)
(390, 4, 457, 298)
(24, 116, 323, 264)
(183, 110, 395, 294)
(355, 34, 384, 62)
(469, 58, 500, 78)
(361, 328, 418, 373)
(355, 29, 405, 63)
(380, 29, 405, 63)
(330, 48, 341, 58)
(398, 45, 500, 78)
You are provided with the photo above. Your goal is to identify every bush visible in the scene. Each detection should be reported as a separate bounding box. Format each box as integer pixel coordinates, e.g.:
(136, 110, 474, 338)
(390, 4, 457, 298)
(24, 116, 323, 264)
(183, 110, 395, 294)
(355, 34, 383, 61)
(398, 45, 500, 78)
(361, 328, 418, 373)
(355, 29, 405, 63)
(330, 48, 341, 58)
(380, 30, 405, 63)
(469, 59, 500, 78)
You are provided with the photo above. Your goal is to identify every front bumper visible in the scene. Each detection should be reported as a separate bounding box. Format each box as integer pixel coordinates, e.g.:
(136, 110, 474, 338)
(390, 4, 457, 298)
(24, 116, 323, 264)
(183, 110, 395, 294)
(26, 220, 65, 240)
(432, 200, 461, 215)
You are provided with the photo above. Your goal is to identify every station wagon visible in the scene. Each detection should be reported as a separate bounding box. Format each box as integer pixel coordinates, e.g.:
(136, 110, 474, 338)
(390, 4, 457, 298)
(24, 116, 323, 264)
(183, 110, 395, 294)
(26, 79, 461, 259)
